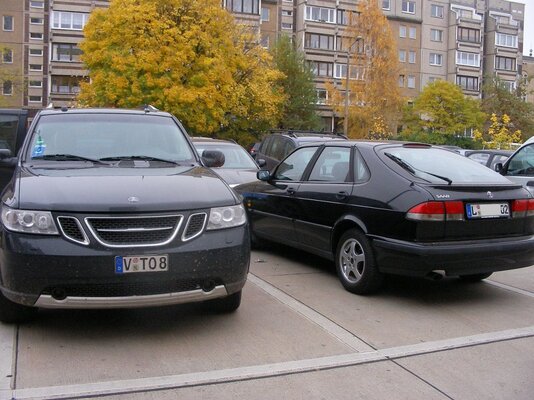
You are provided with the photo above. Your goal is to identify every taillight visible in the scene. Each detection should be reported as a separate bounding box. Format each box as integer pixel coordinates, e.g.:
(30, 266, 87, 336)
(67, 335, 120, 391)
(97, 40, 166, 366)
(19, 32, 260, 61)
(511, 199, 534, 217)
(406, 201, 464, 221)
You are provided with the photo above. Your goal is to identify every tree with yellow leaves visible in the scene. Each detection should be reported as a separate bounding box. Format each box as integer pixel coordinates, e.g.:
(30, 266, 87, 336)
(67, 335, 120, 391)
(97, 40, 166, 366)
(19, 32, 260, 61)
(474, 113, 522, 150)
(327, 0, 403, 138)
(78, 0, 285, 143)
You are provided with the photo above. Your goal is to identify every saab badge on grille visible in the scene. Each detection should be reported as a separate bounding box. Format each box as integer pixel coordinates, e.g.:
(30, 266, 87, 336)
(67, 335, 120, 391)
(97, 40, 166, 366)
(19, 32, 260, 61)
(487, 191, 493, 199)
(128, 196, 140, 203)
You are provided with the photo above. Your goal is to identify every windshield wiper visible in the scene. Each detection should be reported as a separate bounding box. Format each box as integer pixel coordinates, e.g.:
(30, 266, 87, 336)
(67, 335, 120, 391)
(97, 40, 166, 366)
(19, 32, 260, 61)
(99, 155, 180, 165)
(385, 152, 452, 185)
(32, 154, 109, 165)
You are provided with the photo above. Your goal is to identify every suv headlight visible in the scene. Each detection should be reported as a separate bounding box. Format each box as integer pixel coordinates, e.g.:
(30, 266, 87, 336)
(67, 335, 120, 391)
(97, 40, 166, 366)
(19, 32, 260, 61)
(207, 204, 247, 230)
(1, 206, 59, 235)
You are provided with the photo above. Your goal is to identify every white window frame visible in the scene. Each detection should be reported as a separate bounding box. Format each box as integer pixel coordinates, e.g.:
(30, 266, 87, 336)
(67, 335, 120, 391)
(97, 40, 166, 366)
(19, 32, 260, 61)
(456, 51, 480, 67)
(30, 1, 44, 8)
(29, 80, 42, 88)
(382, 0, 391, 10)
(261, 7, 269, 22)
(430, 29, 443, 42)
(409, 27, 416, 39)
(409, 50, 416, 64)
(402, 1, 416, 14)
(334, 63, 347, 79)
(429, 53, 443, 66)
(52, 11, 90, 31)
(3, 15, 14, 31)
(399, 26, 407, 38)
(431, 4, 444, 18)
(281, 22, 293, 30)
(316, 89, 328, 105)
(29, 48, 43, 56)
(399, 50, 406, 63)
(407, 75, 416, 88)
(29, 95, 42, 103)
(495, 33, 517, 48)
(281, 10, 292, 16)
(2, 81, 13, 96)
(398, 75, 405, 87)
(304, 6, 336, 24)
(30, 17, 44, 25)
(29, 64, 43, 71)
(30, 32, 43, 40)
(2, 48, 13, 63)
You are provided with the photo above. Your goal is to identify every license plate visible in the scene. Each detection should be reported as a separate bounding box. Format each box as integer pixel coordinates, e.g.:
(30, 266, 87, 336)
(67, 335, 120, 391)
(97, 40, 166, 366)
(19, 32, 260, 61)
(466, 203, 509, 219)
(115, 255, 168, 274)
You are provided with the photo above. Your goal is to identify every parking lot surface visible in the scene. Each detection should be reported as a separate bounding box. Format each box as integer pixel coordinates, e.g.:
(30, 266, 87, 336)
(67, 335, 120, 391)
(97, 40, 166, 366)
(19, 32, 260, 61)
(1, 245, 534, 400)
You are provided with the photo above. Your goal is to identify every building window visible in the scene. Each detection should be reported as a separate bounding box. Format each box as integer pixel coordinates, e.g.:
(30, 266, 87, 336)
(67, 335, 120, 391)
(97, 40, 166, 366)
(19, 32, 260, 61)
(3, 16, 14, 31)
(334, 64, 347, 79)
(305, 6, 336, 24)
(29, 80, 42, 88)
(452, 7, 474, 19)
(495, 56, 516, 71)
(333, 64, 364, 80)
(429, 53, 443, 66)
(336, 10, 357, 25)
(30, 32, 43, 40)
(281, 22, 292, 30)
(30, 1, 44, 8)
(456, 51, 480, 67)
(409, 50, 416, 64)
(2, 81, 13, 95)
(29, 48, 43, 56)
(305, 33, 334, 50)
(399, 50, 406, 63)
(310, 61, 333, 77)
(29, 64, 42, 71)
(458, 27, 480, 43)
(260, 35, 269, 49)
(382, 0, 391, 10)
(227, 0, 259, 14)
(52, 11, 91, 30)
(51, 76, 83, 94)
(402, 1, 416, 14)
(399, 26, 407, 38)
(2, 49, 13, 63)
(430, 29, 443, 42)
(398, 75, 405, 87)
(428, 77, 440, 83)
(52, 43, 83, 62)
(260, 8, 269, 21)
(456, 75, 479, 91)
(407, 76, 416, 88)
(29, 95, 42, 102)
(501, 80, 516, 92)
(430, 4, 444, 18)
(30, 17, 44, 25)
(409, 27, 416, 39)
(495, 33, 517, 48)
(282, 10, 292, 16)
(316, 89, 328, 104)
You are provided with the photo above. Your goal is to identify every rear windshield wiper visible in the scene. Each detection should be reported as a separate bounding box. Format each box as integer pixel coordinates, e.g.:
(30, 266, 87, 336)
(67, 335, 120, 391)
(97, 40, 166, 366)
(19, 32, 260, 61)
(99, 156, 180, 165)
(385, 152, 452, 185)
(31, 154, 109, 165)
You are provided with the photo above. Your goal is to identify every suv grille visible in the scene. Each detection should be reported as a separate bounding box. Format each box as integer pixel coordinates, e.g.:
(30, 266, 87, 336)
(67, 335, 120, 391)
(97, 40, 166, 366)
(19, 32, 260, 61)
(58, 217, 88, 245)
(182, 213, 207, 241)
(86, 215, 182, 247)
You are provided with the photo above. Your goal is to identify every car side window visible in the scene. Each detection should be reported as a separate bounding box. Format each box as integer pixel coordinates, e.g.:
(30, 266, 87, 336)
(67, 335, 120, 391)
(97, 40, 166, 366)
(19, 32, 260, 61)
(270, 137, 286, 161)
(490, 155, 509, 170)
(309, 147, 351, 182)
(353, 148, 370, 182)
(0, 114, 19, 157)
(468, 153, 490, 165)
(274, 147, 318, 181)
(282, 141, 295, 159)
(506, 144, 534, 176)
(260, 136, 273, 155)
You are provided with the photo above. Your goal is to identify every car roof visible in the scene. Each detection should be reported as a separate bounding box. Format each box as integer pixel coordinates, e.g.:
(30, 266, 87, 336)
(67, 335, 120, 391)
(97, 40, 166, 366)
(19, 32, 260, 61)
(35, 107, 175, 118)
(190, 137, 235, 144)
(465, 149, 513, 155)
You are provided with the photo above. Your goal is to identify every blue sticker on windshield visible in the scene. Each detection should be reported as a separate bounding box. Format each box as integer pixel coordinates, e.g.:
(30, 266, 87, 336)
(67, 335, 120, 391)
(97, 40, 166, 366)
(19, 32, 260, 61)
(32, 135, 46, 157)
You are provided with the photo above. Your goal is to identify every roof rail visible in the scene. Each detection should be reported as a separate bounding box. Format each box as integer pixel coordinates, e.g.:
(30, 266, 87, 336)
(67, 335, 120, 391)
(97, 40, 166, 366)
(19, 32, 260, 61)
(269, 129, 345, 138)
(141, 104, 159, 113)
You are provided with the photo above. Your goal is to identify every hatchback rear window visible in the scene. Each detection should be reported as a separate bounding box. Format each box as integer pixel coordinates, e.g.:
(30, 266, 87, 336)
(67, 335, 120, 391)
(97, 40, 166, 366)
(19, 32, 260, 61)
(381, 147, 512, 184)
(26, 113, 195, 163)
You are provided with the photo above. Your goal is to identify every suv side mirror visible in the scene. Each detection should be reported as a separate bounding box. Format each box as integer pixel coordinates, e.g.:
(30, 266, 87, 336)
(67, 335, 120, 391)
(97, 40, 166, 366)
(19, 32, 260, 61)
(202, 150, 225, 168)
(0, 149, 13, 160)
(494, 162, 504, 174)
(256, 158, 266, 168)
(257, 170, 270, 181)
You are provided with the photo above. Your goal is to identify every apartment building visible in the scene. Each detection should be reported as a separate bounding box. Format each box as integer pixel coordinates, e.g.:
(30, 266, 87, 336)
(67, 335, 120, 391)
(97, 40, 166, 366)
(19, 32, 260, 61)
(523, 53, 534, 105)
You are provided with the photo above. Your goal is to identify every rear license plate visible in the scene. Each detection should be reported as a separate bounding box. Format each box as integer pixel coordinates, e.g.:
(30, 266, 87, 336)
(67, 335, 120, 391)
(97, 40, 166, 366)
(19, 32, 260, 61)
(115, 255, 168, 274)
(466, 203, 509, 219)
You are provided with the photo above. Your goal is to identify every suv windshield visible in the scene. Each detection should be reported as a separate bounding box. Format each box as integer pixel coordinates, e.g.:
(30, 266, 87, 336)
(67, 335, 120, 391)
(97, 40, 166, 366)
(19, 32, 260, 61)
(194, 144, 257, 169)
(25, 113, 196, 164)
(382, 147, 512, 184)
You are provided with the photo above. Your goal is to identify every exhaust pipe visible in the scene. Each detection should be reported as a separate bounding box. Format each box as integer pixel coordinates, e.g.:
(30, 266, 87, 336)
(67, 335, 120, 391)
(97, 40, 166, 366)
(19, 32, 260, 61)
(51, 288, 67, 301)
(201, 280, 216, 292)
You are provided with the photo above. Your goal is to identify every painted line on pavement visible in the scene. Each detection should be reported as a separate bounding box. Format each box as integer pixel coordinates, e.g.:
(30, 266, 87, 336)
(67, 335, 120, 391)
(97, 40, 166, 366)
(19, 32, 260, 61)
(0, 324, 15, 392)
(10, 325, 534, 400)
(248, 273, 374, 352)
(485, 280, 534, 298)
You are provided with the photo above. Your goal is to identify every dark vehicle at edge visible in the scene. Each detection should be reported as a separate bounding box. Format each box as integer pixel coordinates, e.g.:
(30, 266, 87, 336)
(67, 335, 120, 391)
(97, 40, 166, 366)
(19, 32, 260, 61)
(0, 108, 250, 323)
(236, 141, 534, 294)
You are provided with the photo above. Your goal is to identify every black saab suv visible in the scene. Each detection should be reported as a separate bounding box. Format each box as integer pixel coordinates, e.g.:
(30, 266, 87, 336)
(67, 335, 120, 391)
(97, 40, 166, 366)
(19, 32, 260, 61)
(0, 108, 250, 323)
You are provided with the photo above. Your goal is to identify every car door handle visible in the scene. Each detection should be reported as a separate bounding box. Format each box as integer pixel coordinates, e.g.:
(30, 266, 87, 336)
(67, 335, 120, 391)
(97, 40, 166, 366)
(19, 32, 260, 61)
(336, 191, 348, 200)
(287, 187, 296, 195)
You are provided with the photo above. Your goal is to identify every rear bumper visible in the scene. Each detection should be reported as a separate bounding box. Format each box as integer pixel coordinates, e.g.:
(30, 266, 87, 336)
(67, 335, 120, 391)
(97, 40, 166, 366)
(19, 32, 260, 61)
(372, 235, 534, 277)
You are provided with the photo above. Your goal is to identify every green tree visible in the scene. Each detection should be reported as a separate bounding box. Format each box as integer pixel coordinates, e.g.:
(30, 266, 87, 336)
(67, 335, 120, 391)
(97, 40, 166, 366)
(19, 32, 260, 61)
(327, 0, 403, 138)
(78, 0, 285, 144)
(401, 80, 485, 142)
(474, 113, 522, 149)
(481, 76, 534, 141)
(271, 35, 320, 130)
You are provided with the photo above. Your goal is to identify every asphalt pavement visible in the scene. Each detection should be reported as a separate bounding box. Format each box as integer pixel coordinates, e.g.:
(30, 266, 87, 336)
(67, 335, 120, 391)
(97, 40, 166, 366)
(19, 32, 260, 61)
(1, 245, 533, 400)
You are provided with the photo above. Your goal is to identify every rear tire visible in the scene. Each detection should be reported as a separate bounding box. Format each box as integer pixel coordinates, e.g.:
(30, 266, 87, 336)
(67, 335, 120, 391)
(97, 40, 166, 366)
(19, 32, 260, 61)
(459, 272, 493, 282)
(0, 291, 37, 324)
(335, 229, 383, 295)
(207, 290, 242, 313)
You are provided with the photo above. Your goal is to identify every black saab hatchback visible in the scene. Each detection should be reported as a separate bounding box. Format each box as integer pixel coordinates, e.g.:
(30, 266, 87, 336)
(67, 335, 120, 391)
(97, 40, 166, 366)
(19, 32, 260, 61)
(0, 108, 250, 322)
(236, 141, 534, 294)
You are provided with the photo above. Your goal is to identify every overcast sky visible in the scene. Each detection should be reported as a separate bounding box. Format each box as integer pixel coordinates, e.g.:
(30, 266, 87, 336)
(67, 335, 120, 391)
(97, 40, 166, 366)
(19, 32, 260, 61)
(515, 0, 534, 55)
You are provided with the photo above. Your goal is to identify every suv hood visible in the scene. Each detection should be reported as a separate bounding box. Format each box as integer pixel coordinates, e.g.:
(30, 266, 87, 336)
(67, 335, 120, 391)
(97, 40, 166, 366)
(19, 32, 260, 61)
(11, 165, 238, 212)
